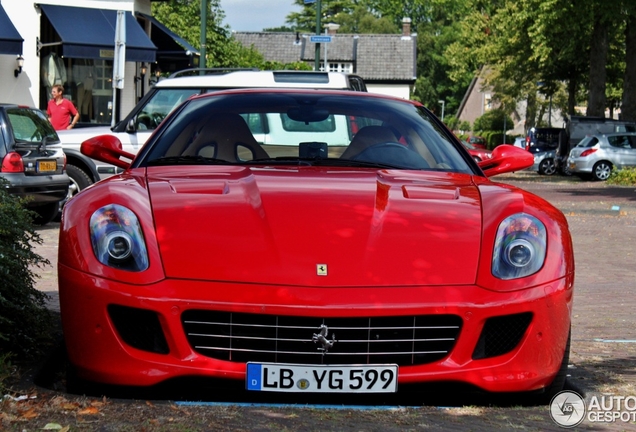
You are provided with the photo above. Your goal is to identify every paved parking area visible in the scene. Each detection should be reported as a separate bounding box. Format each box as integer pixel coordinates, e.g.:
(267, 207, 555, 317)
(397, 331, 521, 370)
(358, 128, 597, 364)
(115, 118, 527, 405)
(30, 172, 636, 429)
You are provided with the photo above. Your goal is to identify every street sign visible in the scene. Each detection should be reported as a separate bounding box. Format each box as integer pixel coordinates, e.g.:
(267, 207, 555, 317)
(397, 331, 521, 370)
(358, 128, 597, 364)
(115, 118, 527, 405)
(303, 0, 316, 3)
(310, 35, 332, 43)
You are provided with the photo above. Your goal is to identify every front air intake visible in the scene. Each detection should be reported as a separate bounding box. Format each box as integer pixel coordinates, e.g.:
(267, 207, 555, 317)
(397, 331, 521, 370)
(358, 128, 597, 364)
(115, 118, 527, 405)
(108, 305, 169, 354)
(472, 312, 533, 360)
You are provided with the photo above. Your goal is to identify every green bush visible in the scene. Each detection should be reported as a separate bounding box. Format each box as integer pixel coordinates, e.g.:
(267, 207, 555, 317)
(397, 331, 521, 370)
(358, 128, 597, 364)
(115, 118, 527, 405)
(607, 167, 636, 186)
(0, 181, 53, 365)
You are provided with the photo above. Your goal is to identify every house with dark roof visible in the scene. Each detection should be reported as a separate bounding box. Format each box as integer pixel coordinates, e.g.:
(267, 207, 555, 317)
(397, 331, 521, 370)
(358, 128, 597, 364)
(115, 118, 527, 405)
(232, 19, 417, 99)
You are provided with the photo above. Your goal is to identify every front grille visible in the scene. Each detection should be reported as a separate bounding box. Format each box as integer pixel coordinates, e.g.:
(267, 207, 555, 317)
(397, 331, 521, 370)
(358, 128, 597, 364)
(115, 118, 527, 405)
(181, 311, 462, 366)
(472, 312, 533, 360)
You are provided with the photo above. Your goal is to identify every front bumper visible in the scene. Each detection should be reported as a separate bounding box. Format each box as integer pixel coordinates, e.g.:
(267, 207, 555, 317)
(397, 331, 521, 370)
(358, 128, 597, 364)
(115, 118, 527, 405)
(59, 264, 573, 394)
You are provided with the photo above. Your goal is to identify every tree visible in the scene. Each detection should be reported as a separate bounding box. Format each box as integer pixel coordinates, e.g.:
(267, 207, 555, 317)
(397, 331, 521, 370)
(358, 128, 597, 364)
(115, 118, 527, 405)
(622, 6, 636, 121)
(152, 0, 262, 67)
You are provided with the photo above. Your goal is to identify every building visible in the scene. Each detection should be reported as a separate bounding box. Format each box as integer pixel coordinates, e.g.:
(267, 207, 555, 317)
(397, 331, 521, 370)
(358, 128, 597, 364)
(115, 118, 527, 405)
(0, 0, 198, 126)
(232, 19, 417, 99)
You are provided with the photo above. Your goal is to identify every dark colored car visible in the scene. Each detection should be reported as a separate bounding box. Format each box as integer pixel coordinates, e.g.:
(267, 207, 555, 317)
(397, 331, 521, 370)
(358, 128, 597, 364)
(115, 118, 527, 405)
(0, 104, 69, 224)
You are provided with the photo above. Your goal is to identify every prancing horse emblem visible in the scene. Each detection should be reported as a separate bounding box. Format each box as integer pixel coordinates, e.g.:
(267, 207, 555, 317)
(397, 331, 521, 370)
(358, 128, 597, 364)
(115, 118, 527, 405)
(312, 324, 336, 354)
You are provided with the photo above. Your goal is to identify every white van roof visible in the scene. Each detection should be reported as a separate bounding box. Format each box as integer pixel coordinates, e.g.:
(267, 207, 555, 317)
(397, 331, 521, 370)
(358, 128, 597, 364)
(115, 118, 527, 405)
(155, 69, 366, 91)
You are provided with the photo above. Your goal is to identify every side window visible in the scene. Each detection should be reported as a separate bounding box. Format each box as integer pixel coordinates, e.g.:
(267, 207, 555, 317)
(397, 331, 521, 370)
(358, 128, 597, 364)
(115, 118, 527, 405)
(608, 135, 630, 148)
(136, 89, 200, 130)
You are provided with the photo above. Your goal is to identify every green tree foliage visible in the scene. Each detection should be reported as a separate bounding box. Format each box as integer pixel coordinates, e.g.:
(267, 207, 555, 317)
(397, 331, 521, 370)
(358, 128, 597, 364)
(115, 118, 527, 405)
(0, 182, 53, 361)
(152, 0, 265, 67)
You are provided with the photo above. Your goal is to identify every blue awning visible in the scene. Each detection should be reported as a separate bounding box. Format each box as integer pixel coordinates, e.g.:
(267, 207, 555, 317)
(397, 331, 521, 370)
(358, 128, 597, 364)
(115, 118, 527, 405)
(39, 5, 156, 62)
(0, 4, 23, 55)
(138, 13, 199, 57)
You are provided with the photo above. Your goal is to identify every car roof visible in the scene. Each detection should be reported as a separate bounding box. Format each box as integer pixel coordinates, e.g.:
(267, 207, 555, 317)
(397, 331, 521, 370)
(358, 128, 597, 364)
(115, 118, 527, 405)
(156, 69, 365, 90)
(185, 87, 417, 105)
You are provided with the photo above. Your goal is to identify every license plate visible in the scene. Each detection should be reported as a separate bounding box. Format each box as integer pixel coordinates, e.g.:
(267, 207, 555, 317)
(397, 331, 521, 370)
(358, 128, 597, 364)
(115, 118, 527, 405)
(38, 160, 57, 172)
(246, 363, 398, 393)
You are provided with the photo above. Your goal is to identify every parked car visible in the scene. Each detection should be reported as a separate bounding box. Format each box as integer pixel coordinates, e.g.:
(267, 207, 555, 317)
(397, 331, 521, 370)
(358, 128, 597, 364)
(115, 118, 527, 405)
(466, 135, 487, 149)
(527, 150, 557, 175)
(557, 116, 636, 175)
(462, 141, 492, 162)
(567, 132, 636, 181)
(524, 127, 563, 175)
(0, 104, 69, 224)
(56, 69, 368, 200)
(513, 137, 525, 149)
(59, 89, 574, 402)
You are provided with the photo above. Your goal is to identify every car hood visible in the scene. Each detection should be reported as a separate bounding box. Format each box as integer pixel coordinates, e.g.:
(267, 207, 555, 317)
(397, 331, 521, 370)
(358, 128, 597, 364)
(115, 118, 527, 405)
(147, 166, 483, 287)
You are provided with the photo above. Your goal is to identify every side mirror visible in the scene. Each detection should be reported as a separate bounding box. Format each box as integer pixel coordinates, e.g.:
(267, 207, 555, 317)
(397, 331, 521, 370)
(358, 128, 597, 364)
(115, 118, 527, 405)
(478, 144, 533, 177)
(81, 135, 134, 169)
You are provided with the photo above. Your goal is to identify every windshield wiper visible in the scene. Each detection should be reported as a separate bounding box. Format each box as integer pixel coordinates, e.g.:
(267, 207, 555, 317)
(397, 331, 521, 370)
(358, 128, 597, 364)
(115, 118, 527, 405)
(146, 155, 231, 166)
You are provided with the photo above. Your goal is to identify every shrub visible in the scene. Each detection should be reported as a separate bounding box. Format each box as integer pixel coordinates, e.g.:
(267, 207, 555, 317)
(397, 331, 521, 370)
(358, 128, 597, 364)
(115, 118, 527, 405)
(0, 181, 53, 364)
(607, 167, 636, 186)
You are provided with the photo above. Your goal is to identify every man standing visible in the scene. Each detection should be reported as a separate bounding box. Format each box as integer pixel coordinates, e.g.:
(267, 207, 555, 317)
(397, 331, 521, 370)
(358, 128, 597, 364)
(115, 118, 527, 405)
(47, 84, 79, 130)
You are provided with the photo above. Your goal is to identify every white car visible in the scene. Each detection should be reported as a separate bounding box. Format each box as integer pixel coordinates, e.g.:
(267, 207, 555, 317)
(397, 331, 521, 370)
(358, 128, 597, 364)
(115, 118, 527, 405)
(567, 132, 636, 180)
(57, 69, 367, 199)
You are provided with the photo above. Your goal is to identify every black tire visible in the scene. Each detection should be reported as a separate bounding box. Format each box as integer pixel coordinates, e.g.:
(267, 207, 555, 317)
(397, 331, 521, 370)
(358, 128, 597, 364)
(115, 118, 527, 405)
(66, 164, 94, 201)
(538, 158, 556, 176)
(592, 161, 612, 181)
(33, 202, 59, 225)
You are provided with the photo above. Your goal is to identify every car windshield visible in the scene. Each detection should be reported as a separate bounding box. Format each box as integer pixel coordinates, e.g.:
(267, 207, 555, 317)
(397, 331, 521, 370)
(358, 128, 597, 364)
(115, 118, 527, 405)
(138, 91, 473, 173)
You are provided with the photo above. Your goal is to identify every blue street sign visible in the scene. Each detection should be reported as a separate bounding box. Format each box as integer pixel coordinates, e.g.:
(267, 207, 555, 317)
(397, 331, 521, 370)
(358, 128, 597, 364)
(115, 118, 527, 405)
(304, 0, 316, 3)
(310, 35, 332, 43)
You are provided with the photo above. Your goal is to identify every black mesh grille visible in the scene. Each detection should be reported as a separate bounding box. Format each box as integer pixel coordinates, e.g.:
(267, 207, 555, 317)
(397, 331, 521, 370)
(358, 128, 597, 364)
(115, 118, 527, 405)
(181, 311, 462, 366)
(472, 312, 533, 360)
(108, 305, 169, 354)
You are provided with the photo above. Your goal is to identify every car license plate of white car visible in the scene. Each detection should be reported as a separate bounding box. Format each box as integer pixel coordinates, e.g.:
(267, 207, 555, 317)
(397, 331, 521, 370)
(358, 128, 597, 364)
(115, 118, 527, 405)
(38, 160, 57, 172)
(246, 363, 398, 393)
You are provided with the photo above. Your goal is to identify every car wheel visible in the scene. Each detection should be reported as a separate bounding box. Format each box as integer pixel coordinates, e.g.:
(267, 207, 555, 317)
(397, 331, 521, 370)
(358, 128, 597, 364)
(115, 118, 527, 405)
(66, 164, 94, 201)
(592, 161, 612, 181)
(538, 158, 556, 175)
(32, 202, 59, 225)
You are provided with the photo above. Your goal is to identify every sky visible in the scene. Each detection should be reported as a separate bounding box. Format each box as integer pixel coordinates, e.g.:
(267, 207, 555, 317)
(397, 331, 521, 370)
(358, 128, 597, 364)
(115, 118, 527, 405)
(221, 0, 301, 32)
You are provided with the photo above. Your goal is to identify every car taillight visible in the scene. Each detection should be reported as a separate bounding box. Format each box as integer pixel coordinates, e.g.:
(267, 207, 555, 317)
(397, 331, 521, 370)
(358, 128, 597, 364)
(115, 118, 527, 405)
(580, 148, 597, 157)
(1, 152, 24, 173)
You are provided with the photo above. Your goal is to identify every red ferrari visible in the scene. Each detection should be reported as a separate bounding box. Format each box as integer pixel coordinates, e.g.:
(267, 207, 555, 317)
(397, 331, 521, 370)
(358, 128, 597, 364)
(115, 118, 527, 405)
(59, 89, 574, 401)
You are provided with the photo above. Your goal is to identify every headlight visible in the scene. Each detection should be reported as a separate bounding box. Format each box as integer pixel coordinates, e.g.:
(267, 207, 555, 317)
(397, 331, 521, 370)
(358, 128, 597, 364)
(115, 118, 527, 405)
(492, 213, 546, 280)
(90, 204, 149, 271)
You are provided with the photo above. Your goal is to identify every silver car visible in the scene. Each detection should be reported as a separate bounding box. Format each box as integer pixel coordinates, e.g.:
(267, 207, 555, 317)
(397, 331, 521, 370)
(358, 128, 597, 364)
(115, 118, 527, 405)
(568, 132, 636, 180)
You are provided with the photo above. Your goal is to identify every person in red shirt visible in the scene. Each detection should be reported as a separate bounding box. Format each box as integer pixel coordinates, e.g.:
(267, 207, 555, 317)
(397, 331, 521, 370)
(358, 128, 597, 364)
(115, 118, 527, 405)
(47, 84, 80, 131)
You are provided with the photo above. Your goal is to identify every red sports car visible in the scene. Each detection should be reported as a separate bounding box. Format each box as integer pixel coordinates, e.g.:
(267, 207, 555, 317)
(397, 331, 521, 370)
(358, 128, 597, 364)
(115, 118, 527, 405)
(59, 89, 574, 401)
(462, 141, 493, 162)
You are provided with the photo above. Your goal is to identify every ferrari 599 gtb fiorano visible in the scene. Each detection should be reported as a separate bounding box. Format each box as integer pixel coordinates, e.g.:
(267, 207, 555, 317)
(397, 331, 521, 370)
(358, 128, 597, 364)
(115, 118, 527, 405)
(59, 89, 574, 401)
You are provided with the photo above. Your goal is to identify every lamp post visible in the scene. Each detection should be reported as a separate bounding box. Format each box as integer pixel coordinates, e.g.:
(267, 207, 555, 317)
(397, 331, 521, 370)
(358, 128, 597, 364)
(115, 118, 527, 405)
(438, 100, 445, 122)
